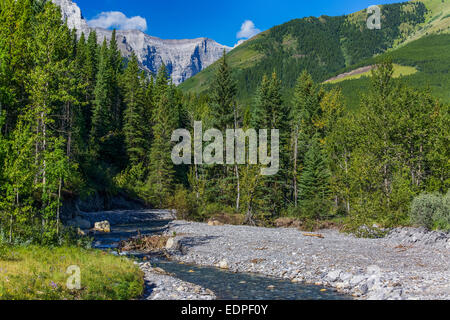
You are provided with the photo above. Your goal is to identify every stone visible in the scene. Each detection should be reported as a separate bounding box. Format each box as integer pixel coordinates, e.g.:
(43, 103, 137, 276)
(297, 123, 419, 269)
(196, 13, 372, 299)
(94, 220, 111, 233)
(165, 237, 181, 251)
(335, 282, 346, 290)
(326, 270, 342, 282)
(350, 275, 366, 286)
(218, 259, 229, 269)
(208, 220, 224, 226)
(358, 283, 369, 295)
(340, 272, 353, 282)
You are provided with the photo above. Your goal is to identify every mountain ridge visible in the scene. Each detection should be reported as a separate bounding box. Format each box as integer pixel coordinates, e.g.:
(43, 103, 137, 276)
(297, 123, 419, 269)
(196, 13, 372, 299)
(51, 0, 231, 84)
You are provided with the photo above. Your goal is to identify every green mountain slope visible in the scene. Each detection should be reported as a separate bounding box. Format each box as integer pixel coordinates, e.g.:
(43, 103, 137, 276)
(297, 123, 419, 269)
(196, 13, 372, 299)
(324, 33, 450, 109)
(179, 0, 450, 106)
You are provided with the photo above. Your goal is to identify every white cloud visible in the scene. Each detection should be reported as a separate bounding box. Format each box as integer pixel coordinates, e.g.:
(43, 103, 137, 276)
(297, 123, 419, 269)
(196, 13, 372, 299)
(236, 20, 261, 40)
(88, 11, 147, 32)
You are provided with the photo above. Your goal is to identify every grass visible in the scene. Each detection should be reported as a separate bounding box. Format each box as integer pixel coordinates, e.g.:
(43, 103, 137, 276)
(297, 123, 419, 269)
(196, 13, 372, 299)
(325, 64, 417, 84)
(0, 245, 144, 300)
(324, 34, 450, 109)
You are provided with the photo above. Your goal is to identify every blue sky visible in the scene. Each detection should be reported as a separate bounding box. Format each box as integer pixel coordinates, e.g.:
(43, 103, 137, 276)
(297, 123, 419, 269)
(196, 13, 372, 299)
(74, 0, 402, 46)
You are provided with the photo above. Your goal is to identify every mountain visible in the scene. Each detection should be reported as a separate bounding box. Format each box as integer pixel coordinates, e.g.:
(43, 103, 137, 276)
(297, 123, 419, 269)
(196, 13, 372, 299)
(179, 0, 450, 104)
(51, 0, 231, 84)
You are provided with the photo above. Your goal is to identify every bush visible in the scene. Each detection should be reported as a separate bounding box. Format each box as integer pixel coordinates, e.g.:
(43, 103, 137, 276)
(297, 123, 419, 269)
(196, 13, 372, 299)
(410, 191, 450, 230)
(170, 186, 199, 220)
(200, 203, 235, 220)
(433, 190, 450, 231)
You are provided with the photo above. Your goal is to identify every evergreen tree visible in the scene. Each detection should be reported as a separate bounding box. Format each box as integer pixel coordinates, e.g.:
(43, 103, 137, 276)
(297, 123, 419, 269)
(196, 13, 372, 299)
(252, 72, 289, 216)
(290, 71, 321, 207)
(122, 53, 148, 166)
(90, 37, 126, 166)
(147, 90, 176, 207)
(298, 136, 331, 220)
(205, 51, 239, 208)
(210, 50, 237, 131)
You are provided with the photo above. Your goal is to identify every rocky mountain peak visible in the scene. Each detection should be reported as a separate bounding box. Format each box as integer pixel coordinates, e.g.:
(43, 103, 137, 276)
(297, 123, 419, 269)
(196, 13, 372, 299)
(51, 0, 231, 84)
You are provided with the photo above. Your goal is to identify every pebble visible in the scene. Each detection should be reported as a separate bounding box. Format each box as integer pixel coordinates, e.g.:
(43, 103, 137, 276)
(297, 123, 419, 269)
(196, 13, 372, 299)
(166, 219, 450, 300)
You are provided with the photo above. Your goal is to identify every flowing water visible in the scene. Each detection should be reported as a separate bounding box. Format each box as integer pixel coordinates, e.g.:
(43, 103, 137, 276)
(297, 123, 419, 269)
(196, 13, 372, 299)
(93, 221, 350, 300)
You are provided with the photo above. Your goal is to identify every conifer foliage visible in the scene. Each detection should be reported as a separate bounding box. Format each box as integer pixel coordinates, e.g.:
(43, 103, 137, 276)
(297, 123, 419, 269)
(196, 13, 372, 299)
(0, 0, 448, 243)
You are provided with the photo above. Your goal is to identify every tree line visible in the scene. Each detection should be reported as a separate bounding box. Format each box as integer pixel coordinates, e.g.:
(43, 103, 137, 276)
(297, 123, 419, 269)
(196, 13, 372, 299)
(0, 0, 448, 245)
(0, 0, 186, 243)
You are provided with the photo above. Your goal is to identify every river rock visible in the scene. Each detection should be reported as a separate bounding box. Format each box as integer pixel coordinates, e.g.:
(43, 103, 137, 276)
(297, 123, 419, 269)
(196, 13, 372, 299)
(208, 219, 224, 226)
(326, 270, 342, 282)
(219, 259, 229, 269)
(350, 275, 366, 286)
(94, 220, 111, 233)
(166, 237, 181, 251)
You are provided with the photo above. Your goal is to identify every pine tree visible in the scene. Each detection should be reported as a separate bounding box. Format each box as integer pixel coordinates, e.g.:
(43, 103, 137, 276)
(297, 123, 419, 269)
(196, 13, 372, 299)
(26, 1, 76, 239)
(210, 50, 236, 131)
(298, 136, 331, 220)
(0, 0, 35, 134)
(122, 53, 148, 166)
(108, 30, 124, 129)
(90, 38, 114, 160)
(205, 50, 239, 208)
(147, 90, 176, 207)
(290, 71, 322, 207)
(252, 72, 289, 216)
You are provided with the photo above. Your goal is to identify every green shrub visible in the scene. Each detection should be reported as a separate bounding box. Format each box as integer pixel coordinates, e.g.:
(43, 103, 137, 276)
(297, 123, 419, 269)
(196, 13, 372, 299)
(170, 186, 199, 220)
(0, 242, 9, 260)
(200, 203, 235, 220)
(410, 191, 450, 230)
(433, 190, 450, 231)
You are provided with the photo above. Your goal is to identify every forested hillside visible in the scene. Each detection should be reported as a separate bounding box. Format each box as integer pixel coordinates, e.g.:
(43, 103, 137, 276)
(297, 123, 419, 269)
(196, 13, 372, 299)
(0, 0, 448, 247)
(180, 0, 450, 106)
(325, 33, 450, 108)
(0, 0, 188, 243)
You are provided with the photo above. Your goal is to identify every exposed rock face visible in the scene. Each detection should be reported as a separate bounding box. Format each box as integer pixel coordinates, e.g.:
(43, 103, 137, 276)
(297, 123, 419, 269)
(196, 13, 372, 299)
(51, 0, 231, 84)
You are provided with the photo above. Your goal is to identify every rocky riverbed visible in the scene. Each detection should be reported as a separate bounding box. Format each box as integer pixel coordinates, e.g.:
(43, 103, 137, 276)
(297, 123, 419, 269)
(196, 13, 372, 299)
(139, 261, 216, 300)
(165, 220, 450, 300)
(74, 209, 449, 300)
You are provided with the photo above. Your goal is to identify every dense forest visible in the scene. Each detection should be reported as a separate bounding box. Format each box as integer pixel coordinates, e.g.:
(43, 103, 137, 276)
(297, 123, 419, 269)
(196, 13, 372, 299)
(0, 0, 448, 246)
(180, 1, 431, 104)
(324, 33, 450, 108)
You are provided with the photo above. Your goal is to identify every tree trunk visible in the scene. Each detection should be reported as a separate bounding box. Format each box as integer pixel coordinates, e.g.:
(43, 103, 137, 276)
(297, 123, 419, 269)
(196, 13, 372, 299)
(293, 126, 298, 207)
(56, 177, 62, 235)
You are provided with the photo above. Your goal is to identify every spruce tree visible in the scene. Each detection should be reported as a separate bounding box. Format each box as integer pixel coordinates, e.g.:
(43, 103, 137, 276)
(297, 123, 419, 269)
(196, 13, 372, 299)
(298, 136, 331, 220)
(290, 71, 322, 208)
(210, 50, 236, 131)
(252, 72, 288, 216)
(206, 50, 239, 208)
(147, 90, 176, 207)
(122, 53, 148, 166)
(90, 38, 113, 159)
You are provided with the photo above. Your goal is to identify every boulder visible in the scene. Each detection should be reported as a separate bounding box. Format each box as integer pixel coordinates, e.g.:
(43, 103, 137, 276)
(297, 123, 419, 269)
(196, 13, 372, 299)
(326, 270, 342, 282)
(94, 221, 111, 233)
(165, 237, 181, 251)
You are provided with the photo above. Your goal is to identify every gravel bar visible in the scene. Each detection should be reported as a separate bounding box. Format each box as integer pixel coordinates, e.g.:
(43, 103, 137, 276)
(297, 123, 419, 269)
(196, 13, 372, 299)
(166, 221, 450, 300)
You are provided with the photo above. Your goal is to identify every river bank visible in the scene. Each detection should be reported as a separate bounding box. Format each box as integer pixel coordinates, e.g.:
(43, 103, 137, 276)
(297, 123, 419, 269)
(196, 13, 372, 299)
(165, 220, 450, 300)
(77, 209, 449, 300)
